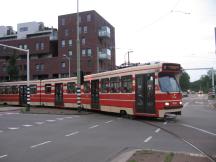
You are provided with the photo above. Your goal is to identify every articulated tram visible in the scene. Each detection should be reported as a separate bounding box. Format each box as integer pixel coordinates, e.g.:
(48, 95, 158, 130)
(0, 62, 183, 118)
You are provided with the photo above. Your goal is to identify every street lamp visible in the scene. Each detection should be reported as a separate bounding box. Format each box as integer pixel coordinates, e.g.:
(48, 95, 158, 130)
(76, 0, 82, 112)
(127, 50, 133, 66)
(0, 43, 30, 110)
(63, 54, 71, 77)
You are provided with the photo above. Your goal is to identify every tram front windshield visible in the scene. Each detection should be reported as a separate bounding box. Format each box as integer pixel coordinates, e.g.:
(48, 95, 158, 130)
(159, 74, 180, 92)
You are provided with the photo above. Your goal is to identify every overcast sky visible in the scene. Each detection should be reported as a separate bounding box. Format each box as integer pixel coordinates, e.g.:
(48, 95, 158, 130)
(1, 0, 216, 81)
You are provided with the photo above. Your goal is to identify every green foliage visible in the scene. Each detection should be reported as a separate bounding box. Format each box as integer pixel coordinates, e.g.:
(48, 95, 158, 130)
(164, 152, 174, 162)
(179, 71, 190, 91)
(6, 53, 19, 81)
(190, 69, 216, 93)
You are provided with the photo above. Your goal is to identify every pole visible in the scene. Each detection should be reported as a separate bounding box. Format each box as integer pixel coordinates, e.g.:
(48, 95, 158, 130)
(68, 57, 71, 77)
(128, 51, 130, 66)
(212, 68, 215, 96)
(26, 49, 30, 111)
(97, 47, 99, 73)
(76, 0, 81, 112)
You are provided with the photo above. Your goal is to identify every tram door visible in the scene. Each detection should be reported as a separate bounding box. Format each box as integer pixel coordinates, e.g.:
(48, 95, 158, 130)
(55, 83, 63, 106)
(91, 80, 100, 109)
(135, 74, 155, 114)
(19, 85, 27, 106)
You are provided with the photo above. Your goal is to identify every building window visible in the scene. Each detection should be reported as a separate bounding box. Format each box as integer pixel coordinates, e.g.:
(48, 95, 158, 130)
(19, 45, 23, 49)
(84, 26, 88, 33)
(24, 44, 28, 49)
(61, 18, 65, 26)
(36, 43, 40, 50)
(82, 49, 86, 56)
(41, 42, 44, 50)
(79, 15, 82, 23)
(87, 14, 91, 22)
(79, 27, 82, 34)
(61, 40, 65, 48)
(68, 50, 72, 56)
(87, 49, 92, 56)
(61, 62, 66, 68)
(19, 27, 28, 32)
(35, 64, 44, 71)
(87, 60, 92, 67)
(68, 39, 72, 46)
(65, 29, 69, 36)
(81, 38, 85, 45)
(36, 64, 40, 71)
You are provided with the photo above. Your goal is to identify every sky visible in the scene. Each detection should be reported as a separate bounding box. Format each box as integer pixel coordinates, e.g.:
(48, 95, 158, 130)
(1, 0, 216, 81)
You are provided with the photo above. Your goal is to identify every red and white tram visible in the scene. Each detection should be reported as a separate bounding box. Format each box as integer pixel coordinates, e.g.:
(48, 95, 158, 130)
(0, 62, 183, 118)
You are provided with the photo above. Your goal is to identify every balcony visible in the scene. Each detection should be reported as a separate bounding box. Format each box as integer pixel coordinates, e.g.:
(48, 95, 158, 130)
(98, 26, 110, 38)
(99, 49, 111, 60)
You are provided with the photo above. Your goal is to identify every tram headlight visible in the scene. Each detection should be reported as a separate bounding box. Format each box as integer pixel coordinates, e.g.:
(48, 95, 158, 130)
(164, 102, 170, 106)
(179, 101, 183, 105)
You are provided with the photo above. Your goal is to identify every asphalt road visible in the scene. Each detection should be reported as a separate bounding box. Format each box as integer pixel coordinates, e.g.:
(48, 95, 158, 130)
(0, 94, 215, 162)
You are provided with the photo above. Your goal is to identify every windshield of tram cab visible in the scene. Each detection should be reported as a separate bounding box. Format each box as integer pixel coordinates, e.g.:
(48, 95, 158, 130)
(159, 73, 180, 92)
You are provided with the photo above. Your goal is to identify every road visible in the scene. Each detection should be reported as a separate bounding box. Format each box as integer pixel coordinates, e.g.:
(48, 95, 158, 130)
(0, 94, 215, 162)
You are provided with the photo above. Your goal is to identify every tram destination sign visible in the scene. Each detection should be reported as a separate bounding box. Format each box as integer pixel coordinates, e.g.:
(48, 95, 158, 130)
(162, 63, 181, 72)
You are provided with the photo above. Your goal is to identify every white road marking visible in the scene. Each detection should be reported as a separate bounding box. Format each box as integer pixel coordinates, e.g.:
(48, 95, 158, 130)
(56, 118, 64, 120)
(0, 130, 3, 133)
(22, 124, 33, 127)
(89, 125, 99, 129)
(65, 116, 73, 119)
(8, 127, 19, 130)
(155, 128, 161, 133)
(181, 124, 216, 136)
(74, 115, 80, 118)
(0, 155, 8, 159)
(30, 141, 52, 149)
(105, 120, 113, 124)
(46, 120, 56, 122)
(65, 131, 79, 137)
(117, 117, 122, 120)
(163, 122, 167, 125)
(6, 112, 20, 115)
(35, 122, 44, 125)
(144, 136, 152, 143)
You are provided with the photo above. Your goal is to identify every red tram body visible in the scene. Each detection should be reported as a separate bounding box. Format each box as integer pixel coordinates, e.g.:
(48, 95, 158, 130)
(0, 62, 183, 118)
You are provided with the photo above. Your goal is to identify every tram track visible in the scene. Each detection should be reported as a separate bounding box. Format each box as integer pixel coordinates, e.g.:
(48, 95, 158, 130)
(140, 119, 216, 162)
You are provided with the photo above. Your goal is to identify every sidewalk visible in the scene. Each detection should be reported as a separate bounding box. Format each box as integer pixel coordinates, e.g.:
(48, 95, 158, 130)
(0, 106, 22, 112)
(112, 149, 212, 162)
(208, 99, 216, 109)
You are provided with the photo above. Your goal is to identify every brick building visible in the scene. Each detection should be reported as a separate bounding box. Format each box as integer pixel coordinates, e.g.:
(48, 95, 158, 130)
(0, 10, 115, 81)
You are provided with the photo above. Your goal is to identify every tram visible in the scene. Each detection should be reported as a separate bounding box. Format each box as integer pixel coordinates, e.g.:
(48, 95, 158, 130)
(0, 62, 183, 118)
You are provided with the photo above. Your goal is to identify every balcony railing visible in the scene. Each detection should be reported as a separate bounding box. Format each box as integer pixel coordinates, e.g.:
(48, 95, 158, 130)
(98, 26, 110, 38)
(99, 49, 111, 60)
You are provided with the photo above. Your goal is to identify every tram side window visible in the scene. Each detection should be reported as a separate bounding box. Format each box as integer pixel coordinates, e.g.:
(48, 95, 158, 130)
(121, 75, 132, 93)
(12, 86, 18, 94)
(101, 78, 109, 93)
(67, 82, 76, 93)
(45, 84, 52, 94)
(84, 81, 90, 93)
(110, 77, 120, 93)
(30, 85, 37, 94)
(0, 86, 4, 94)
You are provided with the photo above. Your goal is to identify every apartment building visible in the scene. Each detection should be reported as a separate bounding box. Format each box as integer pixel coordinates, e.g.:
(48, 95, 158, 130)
(0, 10, 115, 81)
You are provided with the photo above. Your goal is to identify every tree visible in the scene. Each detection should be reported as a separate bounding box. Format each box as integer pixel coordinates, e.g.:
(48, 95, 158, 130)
(6, 53, 19, 81)
(179, 71, 190, 91)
